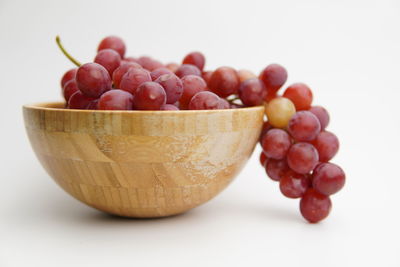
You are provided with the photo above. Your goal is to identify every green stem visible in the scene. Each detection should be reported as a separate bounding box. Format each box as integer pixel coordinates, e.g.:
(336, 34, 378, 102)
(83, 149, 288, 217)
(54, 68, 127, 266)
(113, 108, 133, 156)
(227, 96, 240, 103)
(55, 36, 81, 67)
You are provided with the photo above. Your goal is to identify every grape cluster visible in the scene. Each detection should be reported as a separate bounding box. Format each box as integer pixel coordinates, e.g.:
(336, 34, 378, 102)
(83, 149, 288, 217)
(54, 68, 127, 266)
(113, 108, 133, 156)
(58, 36, 345, 223)
(259, 77, 345, 223)
(58, 36, 265, 111)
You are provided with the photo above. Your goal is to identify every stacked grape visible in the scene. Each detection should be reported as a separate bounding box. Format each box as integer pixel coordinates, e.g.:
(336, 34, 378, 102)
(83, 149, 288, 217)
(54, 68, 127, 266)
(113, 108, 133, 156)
(58, 36, 244, 111)
(58, 36, 345, 223)
(259, 76, 345, 223)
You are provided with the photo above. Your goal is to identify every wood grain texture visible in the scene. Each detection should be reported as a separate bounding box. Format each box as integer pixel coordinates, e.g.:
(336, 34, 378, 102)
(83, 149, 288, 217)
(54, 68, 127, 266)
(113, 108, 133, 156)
(23, 102, 264, 218)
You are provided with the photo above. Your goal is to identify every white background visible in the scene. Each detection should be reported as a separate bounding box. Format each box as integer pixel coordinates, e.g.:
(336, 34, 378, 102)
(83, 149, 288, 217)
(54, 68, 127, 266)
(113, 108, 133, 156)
(1, 0, 399, 266)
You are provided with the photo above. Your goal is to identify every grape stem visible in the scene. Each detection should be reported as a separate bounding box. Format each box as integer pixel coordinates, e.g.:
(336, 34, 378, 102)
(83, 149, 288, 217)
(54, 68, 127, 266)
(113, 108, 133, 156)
(56, 36, 81, 67)
(227, 96, 240, 103)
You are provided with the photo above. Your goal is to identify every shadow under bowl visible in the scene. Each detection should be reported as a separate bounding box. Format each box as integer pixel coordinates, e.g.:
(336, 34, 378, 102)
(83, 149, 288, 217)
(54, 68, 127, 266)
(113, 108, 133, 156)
(23, 102, 264, 218)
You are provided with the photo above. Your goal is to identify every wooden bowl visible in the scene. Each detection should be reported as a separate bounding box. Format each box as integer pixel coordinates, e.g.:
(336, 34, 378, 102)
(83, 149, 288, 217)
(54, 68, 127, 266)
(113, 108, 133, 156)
(23, 102, 264, 218)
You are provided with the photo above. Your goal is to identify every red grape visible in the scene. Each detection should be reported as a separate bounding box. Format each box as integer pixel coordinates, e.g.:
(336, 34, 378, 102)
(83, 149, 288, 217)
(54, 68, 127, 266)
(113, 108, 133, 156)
(287, 142, 319, 174)
(120, 68, 151, 95)
(264, 91, 277, 102)
(138, 56, 164, 71)
(112, 62, 142, 88)
(230, 103, 245, 109)
(259, 121, 272, 144)
(132, 81, 166, 110)
(61, 68, 77, 88)
(312, 162, 345, 196)
(300, 189, 332, 223)
(123, 57, 139, 64)
(62, 80, 79, 102)
(98, 36, 126, 58)
(259, 64, 287, 93)
(94, 49, 122, 76)
(208, 66, 240, 97)
(288, 111, 321, 141)
(309, 106, 330, 130)
(155, 74, 183, 104)
(283, 83, 313, 110)
(165, 63, 179, 72)
(160, 104, 179, 110)
(218, 98, 230, 109)
(238, 78, 267, 106)
(179, 75, 207, 109)
(150, 67, 173, 81)
(237, 69, 257, 83)
(260, 152, 268, 167)
(182, 52, 205, 71)
(68, 91, 96, 109)
(188, 91, 221, 110)
(312, 131, 339, 162)
(76, 63, 112, 98)
(98, 89, 133, 110)
(175, 64, 202, 78)
(202, 71, 213, 85)
(261, 129, 291, 160)
(87, 99, 99, 110)
(279, 170, 310, 198)
(265, 159, 289, 181)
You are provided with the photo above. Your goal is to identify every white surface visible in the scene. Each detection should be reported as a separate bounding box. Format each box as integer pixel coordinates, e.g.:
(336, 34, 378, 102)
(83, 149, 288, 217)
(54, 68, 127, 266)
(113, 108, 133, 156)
(1, 0, 399, 266)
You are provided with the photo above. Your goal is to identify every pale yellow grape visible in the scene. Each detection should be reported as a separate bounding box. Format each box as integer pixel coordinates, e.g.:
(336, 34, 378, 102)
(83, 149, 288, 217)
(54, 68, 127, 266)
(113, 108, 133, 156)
(265, 97, 296, 128)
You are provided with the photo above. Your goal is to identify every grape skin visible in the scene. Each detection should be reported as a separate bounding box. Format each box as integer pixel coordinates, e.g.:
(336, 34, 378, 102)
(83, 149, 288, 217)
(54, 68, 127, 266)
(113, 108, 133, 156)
(61, 68, 77, 88)
(218, 98, 230, 109)
(279, 170, 310, 198)
(98, 36, 126, 58)
(208, 66, 240, 98)
(238, 78, 267, 106)
(265, 97, 296, 128)
(132, 82, 166, 110)
(150, 67, 173, 81)
(259, 64, 288, 94)
(260, 152, 268, 167)
(287, 142, 319, 174)
(62, 80, 79, 102)
(98, 89, 133, 110)
(160, 104, 179, 110)
(312, 162, 345, 196)
(120, 68, 152, 95)
(165, 63, 179, 72)
(94, 49, 122, 76)
(188, 91, 221, 110)
(68, 91, 96, 109)
(309, 106, 330, 130)
(76, 63, 112, 98)
(202, 71, 213, 85)
(179, 75, 207, 109)
(175, 64, 202, 78)
(138, 56, 164, 71)
(288, 111, 321, 142)
(300, 189, 332, 223)
(112, 62, 143, 88)
(261, 129, 291, 160)
(155, 74, 183, 104)
(283, 83, 313, 110)
(237, 69, 257, 83)
(265, 159, 289, 181)
(312, 131, 339, 162)
(182, 52, 205, 71)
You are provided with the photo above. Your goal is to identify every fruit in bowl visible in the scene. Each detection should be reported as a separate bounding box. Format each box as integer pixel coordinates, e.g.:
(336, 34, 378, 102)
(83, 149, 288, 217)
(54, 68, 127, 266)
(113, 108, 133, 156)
(23, 35, 345, 222)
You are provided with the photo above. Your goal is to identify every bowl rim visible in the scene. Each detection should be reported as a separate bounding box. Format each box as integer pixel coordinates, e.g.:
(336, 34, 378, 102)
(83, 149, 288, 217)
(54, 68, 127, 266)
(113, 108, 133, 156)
(23, 101, 265, 114)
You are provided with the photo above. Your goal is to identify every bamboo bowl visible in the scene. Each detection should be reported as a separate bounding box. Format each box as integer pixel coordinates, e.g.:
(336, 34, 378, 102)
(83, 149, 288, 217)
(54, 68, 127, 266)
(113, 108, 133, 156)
(23, 102, 264, 218)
